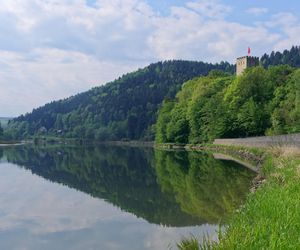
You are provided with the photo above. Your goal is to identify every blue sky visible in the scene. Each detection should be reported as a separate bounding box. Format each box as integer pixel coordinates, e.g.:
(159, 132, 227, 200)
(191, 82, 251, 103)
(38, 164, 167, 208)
(1, 0, 300, 117)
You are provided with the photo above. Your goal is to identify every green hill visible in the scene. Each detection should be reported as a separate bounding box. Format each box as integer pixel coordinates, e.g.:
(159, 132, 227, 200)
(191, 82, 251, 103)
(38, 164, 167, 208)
(156, 65, 300, 144)
(6, 46, 300, 141)
(6, 60, 233, 140)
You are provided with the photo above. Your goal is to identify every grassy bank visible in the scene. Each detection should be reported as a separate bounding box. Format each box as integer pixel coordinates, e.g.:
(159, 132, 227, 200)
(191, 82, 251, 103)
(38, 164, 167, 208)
(177, 145, 300, 249)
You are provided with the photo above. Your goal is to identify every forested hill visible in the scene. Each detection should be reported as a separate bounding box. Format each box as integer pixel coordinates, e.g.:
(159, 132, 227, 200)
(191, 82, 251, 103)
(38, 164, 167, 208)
(261, 46, 300, 68)
(6, 46, 300, 141)
(6, 60, 234, 140)
(156, 65, 300, 144)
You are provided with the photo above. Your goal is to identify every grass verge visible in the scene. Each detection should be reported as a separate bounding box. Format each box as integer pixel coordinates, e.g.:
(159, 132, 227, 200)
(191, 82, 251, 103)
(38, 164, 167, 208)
(178, 145, 300, 249)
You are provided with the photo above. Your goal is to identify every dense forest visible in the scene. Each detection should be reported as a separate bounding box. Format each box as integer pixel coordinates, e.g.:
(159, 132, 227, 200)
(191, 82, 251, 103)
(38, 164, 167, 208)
(260, 46, 300, 68)
(5, 60, 233, 140)
(156, 65, 300, 143)
(5, 46, 300, 141)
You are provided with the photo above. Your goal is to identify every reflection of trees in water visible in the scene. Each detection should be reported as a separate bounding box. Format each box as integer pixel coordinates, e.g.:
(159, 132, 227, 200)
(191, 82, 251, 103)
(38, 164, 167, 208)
(155, 150, 255, 223)
(3, 145, 203, 227)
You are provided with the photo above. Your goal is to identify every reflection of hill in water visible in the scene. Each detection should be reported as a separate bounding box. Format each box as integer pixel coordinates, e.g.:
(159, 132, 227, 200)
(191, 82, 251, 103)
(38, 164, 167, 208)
(2, 145, 204, 227)
(155, 150, 256, 223)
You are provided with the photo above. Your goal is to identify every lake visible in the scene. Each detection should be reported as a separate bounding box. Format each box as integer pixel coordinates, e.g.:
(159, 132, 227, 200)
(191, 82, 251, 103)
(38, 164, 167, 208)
(0, 144, 255, 249)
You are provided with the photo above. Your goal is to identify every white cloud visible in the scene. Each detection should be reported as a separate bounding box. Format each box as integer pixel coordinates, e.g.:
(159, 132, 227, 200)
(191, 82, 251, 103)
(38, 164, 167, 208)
(186, 0, 232, 19)
(267, 13, 300, 51)
(0, 49, 139, 116)
(247, 7, 269, 16)
(265, 12, 298, 28)
(148, 4, 279, 62)
(0, 0, 299, 116)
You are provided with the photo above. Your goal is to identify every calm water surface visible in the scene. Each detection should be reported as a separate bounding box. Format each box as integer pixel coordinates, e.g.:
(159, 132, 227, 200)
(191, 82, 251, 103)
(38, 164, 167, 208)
(0, 145, 255, 250)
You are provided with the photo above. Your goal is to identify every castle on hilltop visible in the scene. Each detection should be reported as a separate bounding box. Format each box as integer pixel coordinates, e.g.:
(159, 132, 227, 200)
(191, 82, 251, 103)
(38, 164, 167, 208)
(236, 48, 259, 75)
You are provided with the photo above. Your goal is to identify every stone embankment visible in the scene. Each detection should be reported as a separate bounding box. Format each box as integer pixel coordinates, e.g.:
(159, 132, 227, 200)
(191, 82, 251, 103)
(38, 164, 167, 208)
(214, 133, 300, 148)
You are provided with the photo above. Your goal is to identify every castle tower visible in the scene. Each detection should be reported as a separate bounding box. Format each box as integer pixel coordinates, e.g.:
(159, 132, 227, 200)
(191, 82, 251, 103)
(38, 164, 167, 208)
(236, 48, 259, 75)
(236, 56, 259, 75)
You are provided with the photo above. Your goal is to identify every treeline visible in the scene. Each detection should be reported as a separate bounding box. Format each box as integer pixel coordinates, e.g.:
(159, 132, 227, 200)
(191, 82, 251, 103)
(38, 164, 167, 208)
(6, 60, 233, 140)
(261, 46, 300, 68)
(0, 123, 3, 139)
(156, 65, 300, 144)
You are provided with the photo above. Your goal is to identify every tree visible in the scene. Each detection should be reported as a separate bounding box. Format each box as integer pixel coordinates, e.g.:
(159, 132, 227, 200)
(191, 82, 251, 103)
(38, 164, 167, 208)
(155, 100, 175, 143)
(269, 69, 300, 134)
(224, 67, 271, 137)
(166, 104, 189, 143)
(0, 123, 3, 138)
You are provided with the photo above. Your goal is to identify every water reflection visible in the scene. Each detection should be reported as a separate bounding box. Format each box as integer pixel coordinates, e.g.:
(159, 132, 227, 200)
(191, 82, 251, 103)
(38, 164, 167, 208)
(0, 144, 255, 249)
(3, 145, 203, 227)
(155, 150, 255, 223)
(0, 162, 212, 250)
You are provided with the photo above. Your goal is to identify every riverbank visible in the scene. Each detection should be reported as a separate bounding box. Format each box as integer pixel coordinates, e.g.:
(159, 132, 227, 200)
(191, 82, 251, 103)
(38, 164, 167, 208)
(156, 143, 268, 176)
(177, 145, 300, 249)
(29, 136, 154, 148)
(0, 140, 23, 146)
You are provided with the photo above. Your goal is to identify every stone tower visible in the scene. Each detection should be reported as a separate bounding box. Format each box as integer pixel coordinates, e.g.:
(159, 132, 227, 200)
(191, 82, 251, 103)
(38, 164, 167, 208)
(236, 56, 259, 76)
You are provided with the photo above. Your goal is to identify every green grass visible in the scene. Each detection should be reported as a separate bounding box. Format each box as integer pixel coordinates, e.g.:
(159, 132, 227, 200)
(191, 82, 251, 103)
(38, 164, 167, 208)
(176, 235, 218, 250)
(176, 235, 200, 250)
(177, 146, 300, 249)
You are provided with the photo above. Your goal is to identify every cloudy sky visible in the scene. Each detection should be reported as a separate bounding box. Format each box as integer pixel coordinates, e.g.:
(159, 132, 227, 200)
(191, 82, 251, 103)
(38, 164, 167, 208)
(0, 0, 300, 117)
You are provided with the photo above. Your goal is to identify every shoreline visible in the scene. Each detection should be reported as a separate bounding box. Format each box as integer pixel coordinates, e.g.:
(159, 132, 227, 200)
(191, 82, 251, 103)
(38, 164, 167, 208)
(0, 141, 25, 146)
(177, 145, 300, 249)
(154, 142, 300, 248)
(155, 143, 265, 172)
(3, 138, 299, 248)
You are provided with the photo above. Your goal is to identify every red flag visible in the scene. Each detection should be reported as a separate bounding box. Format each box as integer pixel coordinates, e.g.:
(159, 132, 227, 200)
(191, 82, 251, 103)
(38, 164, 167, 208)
(248, 47, 251, 55)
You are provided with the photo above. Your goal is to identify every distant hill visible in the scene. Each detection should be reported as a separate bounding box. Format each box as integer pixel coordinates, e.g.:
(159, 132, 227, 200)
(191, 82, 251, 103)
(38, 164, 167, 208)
(6, 60, 234, 140)
(0, 117, 13, 128)
(6, 45, 300, 141)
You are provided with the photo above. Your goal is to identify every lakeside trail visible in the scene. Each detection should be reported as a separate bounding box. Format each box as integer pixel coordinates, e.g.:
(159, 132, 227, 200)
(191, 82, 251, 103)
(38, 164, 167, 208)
(175, 144, 300, 250)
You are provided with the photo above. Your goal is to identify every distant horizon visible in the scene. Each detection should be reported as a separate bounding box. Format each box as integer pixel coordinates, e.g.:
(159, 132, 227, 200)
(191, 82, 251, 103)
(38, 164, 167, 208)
(0, 54, 260, 117)
(0, 46, 297, 118)
(1, 57, 233, 117)
(1, 0, 300, 116)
